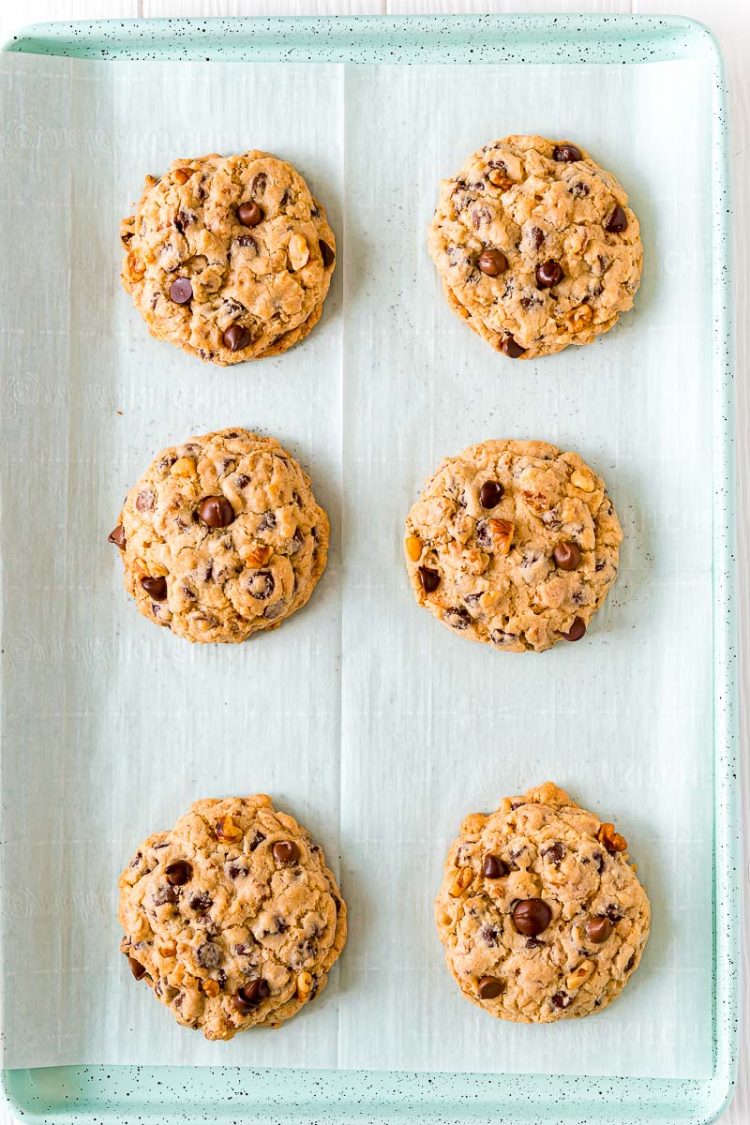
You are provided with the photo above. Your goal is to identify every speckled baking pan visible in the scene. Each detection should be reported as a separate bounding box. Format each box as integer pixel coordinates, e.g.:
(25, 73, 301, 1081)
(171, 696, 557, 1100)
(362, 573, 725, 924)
(0, 14, 738, 1125)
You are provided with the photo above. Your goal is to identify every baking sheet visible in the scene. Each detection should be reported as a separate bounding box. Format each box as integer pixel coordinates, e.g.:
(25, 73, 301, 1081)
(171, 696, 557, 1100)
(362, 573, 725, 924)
(0, 53, 714, 1080)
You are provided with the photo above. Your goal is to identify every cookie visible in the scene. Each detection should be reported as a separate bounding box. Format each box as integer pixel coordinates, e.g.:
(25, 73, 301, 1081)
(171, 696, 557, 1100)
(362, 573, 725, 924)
(435, 782, 650, 1023)
(428, 135, 642, 359)
(121, 151, 336, 365)
(403, 439, 622, 652)
(119, 795, 347, 1040)
(109, 428, 329, 643)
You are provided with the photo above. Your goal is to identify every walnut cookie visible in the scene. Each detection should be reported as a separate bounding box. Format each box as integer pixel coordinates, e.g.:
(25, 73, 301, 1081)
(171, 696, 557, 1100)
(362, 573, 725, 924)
(403, 439, 622, 652)
(109, 428, 329, 644)
(121, 151, 336, 365)
(428, 135, 642, 359)
(435, 782, 650, 1023)
(119, 796, 347, 1039)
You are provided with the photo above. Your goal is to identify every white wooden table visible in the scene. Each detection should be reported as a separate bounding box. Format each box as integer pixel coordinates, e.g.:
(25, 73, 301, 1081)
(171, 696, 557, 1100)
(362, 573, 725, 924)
(0, 1, 746, 1122)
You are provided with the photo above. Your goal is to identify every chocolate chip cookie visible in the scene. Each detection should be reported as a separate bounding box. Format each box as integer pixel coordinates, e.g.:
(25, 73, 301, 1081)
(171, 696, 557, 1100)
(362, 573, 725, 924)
(403, 439, 622, 652)
(110, 428, 329, 643)
(119, 795, 347, 1040)
(428, 135, 642, 358)
(121, 151, 336, 364)
(435, 782, 650, 1023)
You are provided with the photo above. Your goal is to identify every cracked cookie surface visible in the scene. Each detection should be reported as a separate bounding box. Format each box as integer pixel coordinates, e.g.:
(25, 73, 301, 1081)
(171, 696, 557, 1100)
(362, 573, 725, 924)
(110, 428, 329, 643)
(403, 439, 622, 652)
(119, 795, 347, 1040)
(121, 151, 336, 365)
(428, 135, 642, 359)
(435, 782, 650, 1023)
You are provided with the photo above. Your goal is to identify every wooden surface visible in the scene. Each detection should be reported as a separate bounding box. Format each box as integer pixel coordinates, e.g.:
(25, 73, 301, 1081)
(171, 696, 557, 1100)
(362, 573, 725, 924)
(0, 1, 746, 1122)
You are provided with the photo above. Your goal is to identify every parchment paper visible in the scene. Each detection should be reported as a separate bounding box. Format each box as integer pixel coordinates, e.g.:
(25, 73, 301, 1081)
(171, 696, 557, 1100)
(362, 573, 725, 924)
(0, 53, 715, 1079)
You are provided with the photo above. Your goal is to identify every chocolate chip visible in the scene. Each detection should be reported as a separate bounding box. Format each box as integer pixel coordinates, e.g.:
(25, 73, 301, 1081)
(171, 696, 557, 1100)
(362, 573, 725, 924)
(251, 173, 267, 198)
(256, 511, 276, 533)
(553, 143, 582, 163)
(525, 937, 545, 949)
(563, 617, 586, 642)
(128, 956, 147, 980)
(541, 842, 565, 864)
(196, 942, 222, 969)
(471, 206, 492, 229)
(168, 277, 192, 305)
(248, 570, 274, 600)
(136, 489, 155, 513)
(585, 916, 613, 944)
(477, 976, 504, 999)
(227, 862, 248, 879)
(479, 480, 504, 508)
(248, 830, 266, 851)
(475, 520, 493, 549)
(553, 541, 582, 571)
(552, 991, 572, 1009)
(480, 924, 500, 946)
(189, 891, 212, 913)
(570, 182, 590, 198)
(511, 898, 552, 936)
(535, 259, 564, 289)
(530, 226, 545, 249)
(625, 954, 636, 972)
(319, 240, 335, 267)
(236, 235, 257, 251)
(605, 904, 622, 923)
(222, 323, 252, 352)
(174, 209, 192, 234)
(500, 335, 526, 358)
(165, 860, 192, 886)
(152, 884, 180, 906)
(490, 628, 516, 646)
(141, 575, 167, 601)
(235, 978, 269, 1013)
(237, 201, 263, 227)
(605, 204, 628, 234)
(418, 566, 440, 593)
(477, 248, 508, 277)
(482, 854, 509, 879)
(445, 606, 471, 630)
(108, 524, 126, 549)
(197, 496, 235, 528)
(272, 840, 299, 866)
(594, 851, 605, 875)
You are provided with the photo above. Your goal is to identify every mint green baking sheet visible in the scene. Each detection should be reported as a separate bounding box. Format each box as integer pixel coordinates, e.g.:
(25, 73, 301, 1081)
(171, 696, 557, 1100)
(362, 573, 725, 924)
(0, 15, 738, 1124)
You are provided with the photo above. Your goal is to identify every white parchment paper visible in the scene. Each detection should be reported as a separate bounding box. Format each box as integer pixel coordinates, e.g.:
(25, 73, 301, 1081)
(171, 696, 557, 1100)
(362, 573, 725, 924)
(0, 54, 714, 1079)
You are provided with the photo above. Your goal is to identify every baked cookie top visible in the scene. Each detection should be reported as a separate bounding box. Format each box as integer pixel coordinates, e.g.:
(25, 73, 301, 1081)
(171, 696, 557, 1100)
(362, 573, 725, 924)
(109, 428, 329, 644)
(119, 795, 347, 1040)
(435, 782, 650, 1023)
(403, 439, 622, 652)
(428, 135, 642, 359)
(121, 151, 336, 365)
